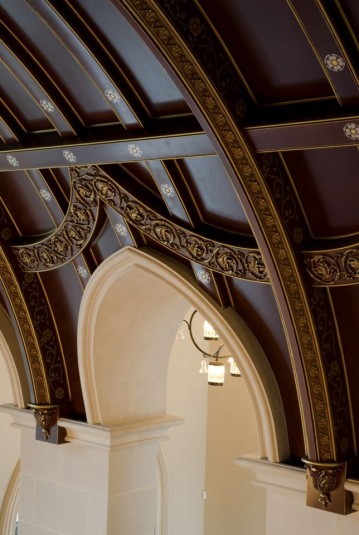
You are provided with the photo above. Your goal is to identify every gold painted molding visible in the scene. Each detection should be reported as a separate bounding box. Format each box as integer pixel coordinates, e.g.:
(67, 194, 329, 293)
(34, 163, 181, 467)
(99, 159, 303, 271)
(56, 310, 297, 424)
(12, 165, 269, 283)
(304, 247, 359, 286)
(0, 248, 49, 404)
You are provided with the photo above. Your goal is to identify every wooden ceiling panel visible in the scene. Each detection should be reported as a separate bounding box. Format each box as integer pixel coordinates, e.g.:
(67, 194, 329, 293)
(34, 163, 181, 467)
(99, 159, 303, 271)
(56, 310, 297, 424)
(38, 265, 86, 418)
(73, 0, 190, 117)
(340, 0, 359, 45)
(0, 170, 57, 236)
(200, 0, 333, 105)
(0, 61, 52, 132)
(330, 284, 359, 450)
(120, 161, 160, 196)
(283, 147, 359, 239)
(89, 216, 122, 266)
(178, 156, 252, 235)
(226, 275, 304, 458)
(2, 0, 119, 126)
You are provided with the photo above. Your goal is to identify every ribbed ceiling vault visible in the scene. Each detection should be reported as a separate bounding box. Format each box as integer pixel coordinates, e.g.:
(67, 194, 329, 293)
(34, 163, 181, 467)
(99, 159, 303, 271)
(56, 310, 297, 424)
(0, 0, 359, 489)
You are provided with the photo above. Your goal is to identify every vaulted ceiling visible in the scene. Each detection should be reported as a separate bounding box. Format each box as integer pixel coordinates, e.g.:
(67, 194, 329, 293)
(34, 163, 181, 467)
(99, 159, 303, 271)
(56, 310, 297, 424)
(0, 0, 358, 477)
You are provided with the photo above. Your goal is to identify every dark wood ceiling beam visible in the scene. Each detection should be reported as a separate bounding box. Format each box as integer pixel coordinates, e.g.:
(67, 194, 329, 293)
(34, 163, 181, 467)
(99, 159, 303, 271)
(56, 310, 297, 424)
(146, 160, 195, 227)
(46, 0, 150, 126)
(0, 117, 19, 144)
(1, 19, 80, 135)
(0, 122, 215, 171)
(1, 97, 26, 140)
(244, 116, 359, 152)
(26, 0, 142, 130)
(287, 0, 359, 106)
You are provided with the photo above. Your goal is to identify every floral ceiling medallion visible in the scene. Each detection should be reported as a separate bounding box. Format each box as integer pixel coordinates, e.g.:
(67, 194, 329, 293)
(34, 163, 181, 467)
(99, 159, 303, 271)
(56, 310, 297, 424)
(324, 54, 345, 72)
(39, 189, 52, 202)
(160, 183, 175, 198)
(40, 99, 55, 113)
(114, 223, 128, 236)
(127, 143, 142, 158)
(6, 155, 19, 167)
(105, 89, 121, 103)
(63, 150, 77, 163)
(197, 270, 211, 284)
(343, 123, 359, 141)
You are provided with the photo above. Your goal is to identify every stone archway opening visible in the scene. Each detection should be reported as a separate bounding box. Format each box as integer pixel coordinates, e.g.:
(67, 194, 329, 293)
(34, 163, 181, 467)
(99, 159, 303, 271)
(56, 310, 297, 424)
(76, 246, 289, 533)
(78, 246, 288, 461)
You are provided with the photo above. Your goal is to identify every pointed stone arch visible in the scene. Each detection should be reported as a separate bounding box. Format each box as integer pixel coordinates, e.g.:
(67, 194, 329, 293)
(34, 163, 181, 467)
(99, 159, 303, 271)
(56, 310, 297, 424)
(78, 246, 289, 462)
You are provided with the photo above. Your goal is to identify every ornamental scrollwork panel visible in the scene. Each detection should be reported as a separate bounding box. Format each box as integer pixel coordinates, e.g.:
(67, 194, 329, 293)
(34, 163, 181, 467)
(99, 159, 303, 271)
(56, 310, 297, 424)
(12, 166, 269, 283)
(13, 171, 99, 272)
(93, 170, 269, 282)
(304, 248, 359, 286)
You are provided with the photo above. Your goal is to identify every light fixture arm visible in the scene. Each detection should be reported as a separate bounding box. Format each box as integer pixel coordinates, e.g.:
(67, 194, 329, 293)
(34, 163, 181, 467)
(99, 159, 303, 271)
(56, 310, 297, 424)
(183, 310, 231, 359)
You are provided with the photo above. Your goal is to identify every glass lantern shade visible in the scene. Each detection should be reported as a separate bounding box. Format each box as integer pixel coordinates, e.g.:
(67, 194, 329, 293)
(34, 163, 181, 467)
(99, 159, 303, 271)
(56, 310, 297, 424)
(203, 320, 219, 340)
(199, 358, 208, 374)
(208, 361, 225, 385)
(228, 356, 241, 377)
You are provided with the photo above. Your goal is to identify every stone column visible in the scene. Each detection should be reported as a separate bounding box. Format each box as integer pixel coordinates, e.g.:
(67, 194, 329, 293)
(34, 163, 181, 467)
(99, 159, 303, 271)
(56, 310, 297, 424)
(1, 404, 181, 535)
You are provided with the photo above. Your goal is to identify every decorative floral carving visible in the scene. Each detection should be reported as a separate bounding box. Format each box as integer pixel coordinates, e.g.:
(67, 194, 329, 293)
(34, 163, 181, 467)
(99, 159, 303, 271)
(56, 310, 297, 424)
(13, 163, 264, 280)
(303, 459, 344, 509)
(13, 172, 99, 271)
(39, 189, 52, 202)
(63, 150, 77, 163)
(261, 153, 306, 246)
(324, 54, 345, 72)
(28, 404, 58, 440)
(114, 223, 128, 236)
(160, 183, 175, 198)
(39, 99, 55, 112)
(127, 143, 142, 158)
(92, 169, 269, 282)
(6, 155, 19, 167)
(104, 88, 121, 103)
(197, 269, 211, 284)
(304, 249, 359, 285)
(310, 287, 351, 455)
(159, 0, 249, 116)
(0, 250, 49, 403)
(77, 265, 89, 278)
(343, 123, 359, 141)
(0, 209, 67, 405)
(21, 272, 67, 401)
(188, 17, 203, 38)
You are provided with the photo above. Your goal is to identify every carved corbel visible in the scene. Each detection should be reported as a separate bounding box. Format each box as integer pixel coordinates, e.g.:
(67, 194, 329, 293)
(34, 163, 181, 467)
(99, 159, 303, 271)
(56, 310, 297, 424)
(28, 404, 67, 444)
(302, 459, 353, 514)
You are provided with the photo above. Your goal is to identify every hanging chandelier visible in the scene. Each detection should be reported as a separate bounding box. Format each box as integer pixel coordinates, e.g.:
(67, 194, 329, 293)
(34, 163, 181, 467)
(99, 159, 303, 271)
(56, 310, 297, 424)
(183, 310, 241, 386)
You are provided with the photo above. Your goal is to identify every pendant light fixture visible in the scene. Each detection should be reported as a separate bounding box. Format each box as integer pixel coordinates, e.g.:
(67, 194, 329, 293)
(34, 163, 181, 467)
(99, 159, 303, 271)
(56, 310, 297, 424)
(183, 310, 241, 385)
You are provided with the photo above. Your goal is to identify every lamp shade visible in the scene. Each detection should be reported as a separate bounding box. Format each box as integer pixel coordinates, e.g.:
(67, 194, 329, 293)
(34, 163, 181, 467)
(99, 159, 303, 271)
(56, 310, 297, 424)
(228, 356, 241, 377)
(208, 361, 225, 385)
(203, 320, 219, 340)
